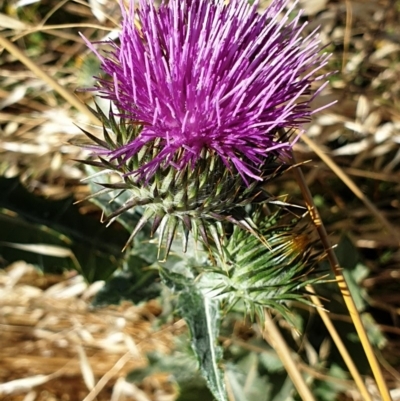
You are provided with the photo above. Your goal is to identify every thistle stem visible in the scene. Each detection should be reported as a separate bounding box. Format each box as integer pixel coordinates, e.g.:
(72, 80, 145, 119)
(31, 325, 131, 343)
(306, 285, 373, 401)
(263, 311, 315, 401)
(293, 164, 392, 401)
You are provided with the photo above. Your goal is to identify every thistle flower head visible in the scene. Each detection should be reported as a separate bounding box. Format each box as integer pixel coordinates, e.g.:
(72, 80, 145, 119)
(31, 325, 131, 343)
(84, 0, 330, 183)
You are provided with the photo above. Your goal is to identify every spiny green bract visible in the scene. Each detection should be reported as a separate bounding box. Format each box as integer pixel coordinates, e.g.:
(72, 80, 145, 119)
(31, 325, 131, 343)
(79, 105, 289, 260)
(199, 210, 323, 325)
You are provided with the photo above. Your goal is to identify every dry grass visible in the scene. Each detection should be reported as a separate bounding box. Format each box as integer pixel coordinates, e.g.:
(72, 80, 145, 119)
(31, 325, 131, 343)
(1, 0, 400, 400)
(0, 262, 180, 401)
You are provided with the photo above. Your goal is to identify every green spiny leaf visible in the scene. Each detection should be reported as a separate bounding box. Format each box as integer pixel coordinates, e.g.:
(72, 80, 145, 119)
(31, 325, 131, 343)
(178, 290, 227, 401)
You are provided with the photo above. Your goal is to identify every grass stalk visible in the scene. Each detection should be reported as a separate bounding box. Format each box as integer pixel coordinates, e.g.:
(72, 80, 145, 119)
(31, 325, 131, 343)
(0, 34, 101, 126)
(306, 285, 373, 401)
(293, 164, 393, 401)
(263, 311, 315, 401)
(300, 135, 400, 244)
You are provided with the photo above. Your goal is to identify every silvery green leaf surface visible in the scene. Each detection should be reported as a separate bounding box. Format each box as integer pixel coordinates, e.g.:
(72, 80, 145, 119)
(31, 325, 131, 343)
(179, 290, 227, 401)
(160, 265, 227, 401)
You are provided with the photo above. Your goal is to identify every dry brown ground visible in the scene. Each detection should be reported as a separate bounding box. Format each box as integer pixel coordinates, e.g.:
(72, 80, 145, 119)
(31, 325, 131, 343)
(0, 262, 181, 400)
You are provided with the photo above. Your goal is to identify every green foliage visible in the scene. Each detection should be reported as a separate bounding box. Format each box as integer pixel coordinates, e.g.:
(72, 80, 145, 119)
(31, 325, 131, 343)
(0, 176, 129, 280)
(0, 211, 77, 274)
(313, 364, 349, 401)
(77, 107, 329, 401)
(179, 291, 227, 401)
(1, 172, 386, 401)
(225, 353, 272, 401)
(126, 349, 214, 401)
(160, 265, 228, 401)
(92, 263, 161, 306)
(84, 158, 329, 398)
(324, 236, 386, 349)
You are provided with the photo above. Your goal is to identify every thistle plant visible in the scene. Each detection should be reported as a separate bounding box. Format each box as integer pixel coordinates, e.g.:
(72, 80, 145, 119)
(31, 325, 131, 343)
(79, 0, 332, 399)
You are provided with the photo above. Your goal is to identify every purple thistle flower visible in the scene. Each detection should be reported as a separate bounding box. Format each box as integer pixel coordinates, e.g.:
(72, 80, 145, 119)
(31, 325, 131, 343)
(84, 0, 330, 183)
